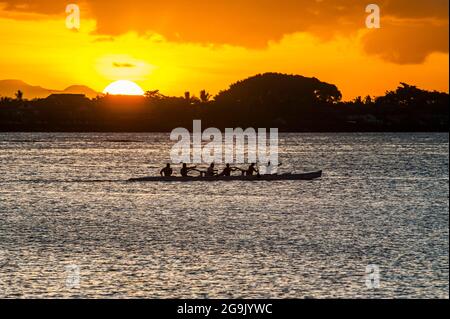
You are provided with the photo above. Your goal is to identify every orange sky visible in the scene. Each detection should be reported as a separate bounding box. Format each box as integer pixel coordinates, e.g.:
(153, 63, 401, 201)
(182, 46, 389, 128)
(0, 0, 448, 100)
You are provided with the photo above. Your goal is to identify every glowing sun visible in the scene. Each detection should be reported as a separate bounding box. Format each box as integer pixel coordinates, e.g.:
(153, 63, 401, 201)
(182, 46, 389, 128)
(103, 80, 145, 96)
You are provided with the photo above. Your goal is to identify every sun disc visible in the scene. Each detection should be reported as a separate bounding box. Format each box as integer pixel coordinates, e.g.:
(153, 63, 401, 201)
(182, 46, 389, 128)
(103, 80, 144, 96)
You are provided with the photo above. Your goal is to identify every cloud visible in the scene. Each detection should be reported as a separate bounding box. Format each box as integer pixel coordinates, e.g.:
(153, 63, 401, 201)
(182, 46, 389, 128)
(362, 19, 449, 64)
(92, 36, 115, 43)
(1, 0, 448, 64)
(0, 0, 65, 14)
(113, 62, 136, 68)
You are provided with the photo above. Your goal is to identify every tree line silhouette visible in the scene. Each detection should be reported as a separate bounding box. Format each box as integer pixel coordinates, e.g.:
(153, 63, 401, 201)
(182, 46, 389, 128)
(0, 73, 448, 132)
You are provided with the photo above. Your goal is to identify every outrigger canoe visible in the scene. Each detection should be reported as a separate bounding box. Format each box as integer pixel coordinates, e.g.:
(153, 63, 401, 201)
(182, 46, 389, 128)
(128, 170, 322, 182)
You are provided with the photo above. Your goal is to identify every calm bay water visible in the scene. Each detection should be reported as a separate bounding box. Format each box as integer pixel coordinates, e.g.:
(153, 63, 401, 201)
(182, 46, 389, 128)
(0, 133, 448, 298)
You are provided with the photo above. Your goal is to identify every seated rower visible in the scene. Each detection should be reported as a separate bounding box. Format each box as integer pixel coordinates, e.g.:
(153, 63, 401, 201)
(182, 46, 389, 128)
(246, 163, 259, 176)
(205, 163, 218, 177)
(160, 163, 173, 177)
(218, 164, 238, 177)
(180, 163, 197, 177)
(262, 161, 282, 175)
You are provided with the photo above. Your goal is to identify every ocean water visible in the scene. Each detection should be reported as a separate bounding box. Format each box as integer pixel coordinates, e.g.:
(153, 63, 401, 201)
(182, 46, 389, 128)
(0, 133, 448, 298)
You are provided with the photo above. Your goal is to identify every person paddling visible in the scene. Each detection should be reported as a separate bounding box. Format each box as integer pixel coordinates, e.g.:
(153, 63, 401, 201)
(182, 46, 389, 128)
(246, 163, 259, 176)
(160, 163, 173, 177)
(180, 163, 197, 177)
(262, 161, 282, 175)
(205, 163, 218, 177)
(218, 163, 238, 177)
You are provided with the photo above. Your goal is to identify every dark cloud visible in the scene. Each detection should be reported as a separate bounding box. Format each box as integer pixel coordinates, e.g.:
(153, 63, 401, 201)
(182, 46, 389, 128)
(113, 62, 136, 68)
(1, 0, 448, 64)
(362, 20, 449, 64)
(382, 0, 449, 19)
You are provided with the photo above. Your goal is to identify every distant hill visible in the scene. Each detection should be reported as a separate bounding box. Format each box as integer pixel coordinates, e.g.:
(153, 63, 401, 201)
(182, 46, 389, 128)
(0, 80, 51, 98)
(0, 80, 101, 99)
(62, 85, 100, 98)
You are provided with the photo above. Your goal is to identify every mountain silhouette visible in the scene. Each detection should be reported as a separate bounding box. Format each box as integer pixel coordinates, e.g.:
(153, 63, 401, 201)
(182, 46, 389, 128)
(0, 80, 100, 99)
(62, 85, 100, 98)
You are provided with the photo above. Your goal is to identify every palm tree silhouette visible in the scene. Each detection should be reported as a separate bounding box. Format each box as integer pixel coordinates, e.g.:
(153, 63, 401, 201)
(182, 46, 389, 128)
(200, 90, 211, 103)
(15, 90, 23, 101)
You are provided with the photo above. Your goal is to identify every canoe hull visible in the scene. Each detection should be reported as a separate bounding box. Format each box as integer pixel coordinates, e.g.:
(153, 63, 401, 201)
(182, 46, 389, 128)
(128, 170, 322, 182)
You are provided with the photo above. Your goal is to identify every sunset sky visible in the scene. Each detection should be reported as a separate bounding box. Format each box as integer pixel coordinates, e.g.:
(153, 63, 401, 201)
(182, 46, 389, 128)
(0, 0, 448, 100)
